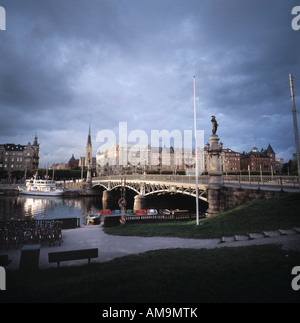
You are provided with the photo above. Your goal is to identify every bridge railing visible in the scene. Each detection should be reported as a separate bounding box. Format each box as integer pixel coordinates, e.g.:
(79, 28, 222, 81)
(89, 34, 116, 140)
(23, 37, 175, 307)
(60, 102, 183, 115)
(93, 174, 209, 184)
(223, 175, 299, 188)
(93, 174, 299, 186)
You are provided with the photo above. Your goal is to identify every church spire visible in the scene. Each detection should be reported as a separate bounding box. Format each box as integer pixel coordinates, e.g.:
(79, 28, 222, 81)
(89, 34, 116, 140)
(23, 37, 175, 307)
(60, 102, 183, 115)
(85, 124, 92, 167)
(87, 124, 92, 146)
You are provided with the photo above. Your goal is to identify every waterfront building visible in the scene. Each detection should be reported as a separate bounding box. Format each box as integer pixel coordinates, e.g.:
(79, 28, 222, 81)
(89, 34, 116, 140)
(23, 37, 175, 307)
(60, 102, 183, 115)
(96, 144, 204, 176)
(68, 154, 79, 169)
(240, 145, 276, 172)
(51, 162, 69, 170)
(203, 146, 240, 173)
(50, 155, 80, 170)
(96, 141, 277, 175)
(221, 148, 241, 172)
(0, 134, 39, 174)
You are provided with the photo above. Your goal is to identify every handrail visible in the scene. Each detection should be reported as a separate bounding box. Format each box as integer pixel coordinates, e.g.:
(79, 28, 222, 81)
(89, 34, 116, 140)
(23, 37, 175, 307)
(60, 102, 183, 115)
(92, 174, 299, 190)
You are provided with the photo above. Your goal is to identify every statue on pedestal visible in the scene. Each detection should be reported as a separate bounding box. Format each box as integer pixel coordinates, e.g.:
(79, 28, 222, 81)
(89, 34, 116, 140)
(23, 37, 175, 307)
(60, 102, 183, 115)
(211, 116, 218, 135)
(207, 116, 222, 217)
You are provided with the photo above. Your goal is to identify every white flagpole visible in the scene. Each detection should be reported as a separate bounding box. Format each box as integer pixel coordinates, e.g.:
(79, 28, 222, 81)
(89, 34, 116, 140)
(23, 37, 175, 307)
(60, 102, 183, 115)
(193, 76, 199, 225)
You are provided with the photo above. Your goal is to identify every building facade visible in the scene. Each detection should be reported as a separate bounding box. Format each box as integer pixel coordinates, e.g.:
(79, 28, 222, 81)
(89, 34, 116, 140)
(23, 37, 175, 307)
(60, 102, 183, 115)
(221, 148, 241, 172)
(240, 145, 276, 172)
(0, 134, 39, 174)
(96, 142, 276, 175)
(68, 154, 79, 169)
(96, 144, 205, 175)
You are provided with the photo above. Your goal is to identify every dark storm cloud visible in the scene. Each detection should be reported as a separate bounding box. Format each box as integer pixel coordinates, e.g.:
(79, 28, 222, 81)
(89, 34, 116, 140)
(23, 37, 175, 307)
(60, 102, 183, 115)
(0, 0, 299, 164)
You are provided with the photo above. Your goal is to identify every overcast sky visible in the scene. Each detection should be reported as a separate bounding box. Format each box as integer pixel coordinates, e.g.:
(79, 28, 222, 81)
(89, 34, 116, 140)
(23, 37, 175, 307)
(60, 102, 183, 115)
(0, 0, 299, 166)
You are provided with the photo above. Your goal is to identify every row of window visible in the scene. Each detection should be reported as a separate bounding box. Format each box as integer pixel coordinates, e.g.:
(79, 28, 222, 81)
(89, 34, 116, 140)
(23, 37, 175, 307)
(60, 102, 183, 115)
(1, 164, 26, 168)
(2, 152, 31, 156)
(3, 157, 23, 162)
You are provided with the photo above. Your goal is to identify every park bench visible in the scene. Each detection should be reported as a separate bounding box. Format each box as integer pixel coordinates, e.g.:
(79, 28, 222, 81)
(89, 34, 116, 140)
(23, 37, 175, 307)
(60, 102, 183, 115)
(48, 248, 98, 267)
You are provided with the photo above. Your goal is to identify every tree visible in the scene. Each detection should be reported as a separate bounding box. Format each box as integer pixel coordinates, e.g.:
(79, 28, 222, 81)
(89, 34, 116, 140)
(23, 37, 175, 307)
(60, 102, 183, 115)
(282, 159, 298, 175)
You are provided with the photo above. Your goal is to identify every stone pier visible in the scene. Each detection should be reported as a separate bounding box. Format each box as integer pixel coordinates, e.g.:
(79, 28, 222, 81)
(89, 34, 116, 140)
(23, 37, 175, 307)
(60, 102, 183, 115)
(206, 134, 223, 217)
(133, 195, 147, 211)
(102, 190, 114, 210)
(86, 165, 92, 190)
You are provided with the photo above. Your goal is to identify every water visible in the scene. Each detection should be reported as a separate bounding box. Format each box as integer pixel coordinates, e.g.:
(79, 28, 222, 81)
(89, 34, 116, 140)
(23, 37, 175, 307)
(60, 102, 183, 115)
(0, 191, 208, 224)
(0, 195, 103, 225)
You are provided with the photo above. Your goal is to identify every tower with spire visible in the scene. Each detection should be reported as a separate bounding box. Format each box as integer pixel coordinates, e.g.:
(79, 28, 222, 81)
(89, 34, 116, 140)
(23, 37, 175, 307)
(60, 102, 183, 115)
(85, 124, 92, 168)
(32, 133, 39, 170)
(85, 125, 92, 188)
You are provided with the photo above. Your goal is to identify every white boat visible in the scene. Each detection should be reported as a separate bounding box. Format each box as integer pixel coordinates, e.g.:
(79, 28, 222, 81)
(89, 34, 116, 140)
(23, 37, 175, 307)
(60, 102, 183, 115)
(19, 174, 64, 196)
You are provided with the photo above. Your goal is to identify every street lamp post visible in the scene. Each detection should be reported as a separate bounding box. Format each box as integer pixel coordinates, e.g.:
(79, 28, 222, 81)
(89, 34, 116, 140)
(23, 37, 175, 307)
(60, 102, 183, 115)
(193, 76, 199, 225)
(289, 74, 300, 190)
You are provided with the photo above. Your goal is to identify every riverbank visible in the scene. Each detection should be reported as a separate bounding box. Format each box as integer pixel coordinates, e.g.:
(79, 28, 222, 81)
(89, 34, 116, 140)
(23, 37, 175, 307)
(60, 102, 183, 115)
(2, 223, 300, 272)
(103, 194, 300, 238)
(1, 227, 300, 302)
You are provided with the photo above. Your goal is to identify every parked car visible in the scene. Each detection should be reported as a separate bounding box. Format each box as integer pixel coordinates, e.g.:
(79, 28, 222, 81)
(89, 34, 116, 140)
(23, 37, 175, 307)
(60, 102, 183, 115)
(112, 210, 121, 215)
(147, 209, 158, 215)
(126, 209, 135, 215)
(100, 209, 112, 216)
(135, 209, 147, 215)
(160, 209, 171, 216)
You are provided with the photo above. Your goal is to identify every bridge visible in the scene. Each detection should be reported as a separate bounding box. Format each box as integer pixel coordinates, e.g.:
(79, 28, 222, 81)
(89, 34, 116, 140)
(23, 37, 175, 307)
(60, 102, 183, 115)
(92, 174, 208, 201)
(90, 174, 299, 213)
(92, 174, 299, 196)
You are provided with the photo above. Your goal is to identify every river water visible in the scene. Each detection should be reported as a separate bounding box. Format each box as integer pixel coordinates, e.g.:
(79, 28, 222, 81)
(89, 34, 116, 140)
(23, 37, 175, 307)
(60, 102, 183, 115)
(0, 195, 103, 225)
(0, 190, 208, 224)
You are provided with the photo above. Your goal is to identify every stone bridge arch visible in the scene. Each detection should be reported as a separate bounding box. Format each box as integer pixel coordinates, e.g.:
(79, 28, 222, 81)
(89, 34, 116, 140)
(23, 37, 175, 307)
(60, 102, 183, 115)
(145, 189, 207, 201)
(108, 184, 140, 195)
(92, 180, 207, 201)
(92, 179, 208, 211)
(92, 183, 109, 190)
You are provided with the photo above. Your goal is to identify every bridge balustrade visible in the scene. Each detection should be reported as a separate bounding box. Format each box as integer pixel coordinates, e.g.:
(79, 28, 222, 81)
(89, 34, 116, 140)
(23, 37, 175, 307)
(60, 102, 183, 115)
(93, 174, 299, 187)
(94, 174, 209, 184)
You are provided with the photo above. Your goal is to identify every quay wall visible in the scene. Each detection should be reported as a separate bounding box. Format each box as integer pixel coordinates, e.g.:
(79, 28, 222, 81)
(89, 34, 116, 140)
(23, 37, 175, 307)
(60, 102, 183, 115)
(0, 184, 19, 195)
(220, 187, 293, 211)
(0, 189, 19, 195)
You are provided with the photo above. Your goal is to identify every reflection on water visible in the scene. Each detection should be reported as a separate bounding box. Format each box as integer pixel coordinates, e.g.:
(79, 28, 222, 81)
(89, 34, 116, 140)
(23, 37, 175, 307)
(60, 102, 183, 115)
(0, 195, 103, 224)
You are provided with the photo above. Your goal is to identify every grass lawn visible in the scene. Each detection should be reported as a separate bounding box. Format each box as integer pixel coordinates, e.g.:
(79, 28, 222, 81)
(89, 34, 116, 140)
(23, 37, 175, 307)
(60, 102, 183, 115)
(103, 194, 300, 239)
(2, 245, 300, 303)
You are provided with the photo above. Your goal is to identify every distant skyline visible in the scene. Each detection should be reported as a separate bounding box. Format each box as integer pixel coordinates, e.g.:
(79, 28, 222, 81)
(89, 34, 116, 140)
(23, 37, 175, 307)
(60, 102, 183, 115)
(0, 0, 299, 167)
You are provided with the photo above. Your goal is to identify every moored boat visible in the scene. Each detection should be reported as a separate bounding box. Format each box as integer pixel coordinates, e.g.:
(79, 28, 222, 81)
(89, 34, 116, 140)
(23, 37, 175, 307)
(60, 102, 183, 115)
(19, 174, 64, 196)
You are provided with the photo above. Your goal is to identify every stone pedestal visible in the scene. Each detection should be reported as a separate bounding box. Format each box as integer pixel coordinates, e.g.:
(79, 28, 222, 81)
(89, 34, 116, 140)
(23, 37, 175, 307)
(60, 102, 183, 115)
(206, 134, 223, 217)
(207, 188, 221, 217)
(133, 194, 146, 211)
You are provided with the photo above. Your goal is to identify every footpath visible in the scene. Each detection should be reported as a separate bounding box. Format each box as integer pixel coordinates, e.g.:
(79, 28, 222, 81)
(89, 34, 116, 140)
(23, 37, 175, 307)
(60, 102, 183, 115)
(1, 225, 300, 270)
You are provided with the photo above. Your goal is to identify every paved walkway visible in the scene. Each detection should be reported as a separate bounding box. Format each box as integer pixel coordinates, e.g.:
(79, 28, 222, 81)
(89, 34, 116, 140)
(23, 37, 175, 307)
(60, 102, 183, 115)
(1, 225, 300, 270)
